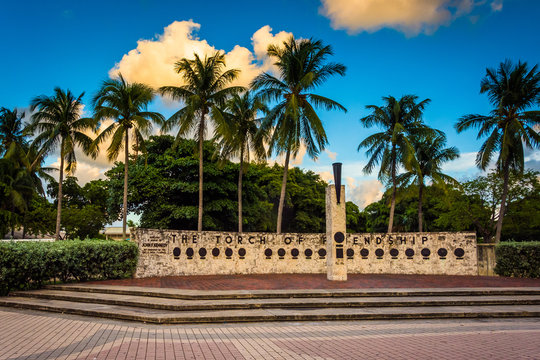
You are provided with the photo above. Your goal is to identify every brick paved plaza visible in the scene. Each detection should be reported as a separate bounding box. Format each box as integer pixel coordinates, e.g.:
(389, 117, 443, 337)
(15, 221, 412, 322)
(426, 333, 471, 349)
(0, 308, 539, 359)
(2, 275, 540, 359)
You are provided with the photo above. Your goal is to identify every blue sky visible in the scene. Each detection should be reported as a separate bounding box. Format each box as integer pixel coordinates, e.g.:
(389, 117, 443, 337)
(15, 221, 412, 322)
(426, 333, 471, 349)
(1, 0, 539, 210)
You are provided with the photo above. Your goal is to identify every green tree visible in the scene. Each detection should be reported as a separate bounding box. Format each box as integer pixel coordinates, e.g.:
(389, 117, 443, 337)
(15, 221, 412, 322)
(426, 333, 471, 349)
(346, 201, 366, 233)
(358, 95, 433, 233)
(433, 170, 540, 242)
(47, 176, 111, 239)
(0, 107, 27, 157)
(502, 170, 540, 241)
(456, 60, 540, 243)
(28, 88, 95, 240)
(22, 193, 56, 237)
(92, 74, 164, 240)
(104, 135, 333, 233)
(0, 108, 56, 237)
(213, 91, 267, 232)
(251, 36, 347, 233)
(159, 52, 242, 232)
(0, 158, 34, 236)
(397, 134, 459, 232)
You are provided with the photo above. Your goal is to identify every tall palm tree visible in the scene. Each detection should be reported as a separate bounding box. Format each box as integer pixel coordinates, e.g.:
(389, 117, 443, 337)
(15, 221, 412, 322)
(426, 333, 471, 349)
(0, 107, 27, 157)
(28, 88, 95, 240)
(159, 52, 243, 232)
(92, 74, 164, 241)
(213, 91, 268, 232)
(396, 134, 460, 232)
(358, 95, 434, 233)
(456, 60, 540, 243)
(251, 36, 346, 234)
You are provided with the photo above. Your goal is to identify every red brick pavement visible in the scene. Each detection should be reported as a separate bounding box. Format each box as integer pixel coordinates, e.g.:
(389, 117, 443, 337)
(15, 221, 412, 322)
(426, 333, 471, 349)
(86, 273, 540, 290)
(1, 309, 539, 360)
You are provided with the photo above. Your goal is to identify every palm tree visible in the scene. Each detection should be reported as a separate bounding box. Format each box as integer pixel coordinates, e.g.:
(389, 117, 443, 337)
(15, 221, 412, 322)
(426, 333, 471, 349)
(92, 74, 164, 241)
(456, 60, 540, 243)
(251, 36, 346, 234)
(358, 95, 434, 233)
(159, 52, 243, 232)
(0, 158, 34, 237)
(213, 91, 268, 232)
(28, 88, 95, 240)
(396, 134, 460, 232)
(0, 107, 27, 157)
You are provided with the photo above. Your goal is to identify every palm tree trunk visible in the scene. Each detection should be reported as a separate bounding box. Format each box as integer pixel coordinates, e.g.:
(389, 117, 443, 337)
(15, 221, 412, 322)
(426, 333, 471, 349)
(495, 161, 510, 244)
(55, 155, 64, 241)
(387, 148, 396, 233)
(22, 212, 27, 238)
(198, 114, 205, 232)
(11, 205, 15, 238)
(238, 145, 244, 233)
(134, 134, 139, 163)
(123, 129, 128, 241)
(276, 147, 291, 234)
(418, 181, 423, 233)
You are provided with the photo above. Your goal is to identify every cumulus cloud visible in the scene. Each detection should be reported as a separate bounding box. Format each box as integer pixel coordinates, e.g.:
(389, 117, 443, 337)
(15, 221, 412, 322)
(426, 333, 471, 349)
(318, 171, 334, 183)
(346, 177, 384, 209)
(50, 157, 107, 185)
(320, 0, 504, 36)
(314, 169, 384, 209)
(109, 21, 292, 89)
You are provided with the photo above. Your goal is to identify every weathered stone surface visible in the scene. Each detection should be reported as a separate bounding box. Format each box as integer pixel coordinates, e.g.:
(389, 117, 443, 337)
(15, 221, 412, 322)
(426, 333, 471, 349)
(133, 229, 477, 278)
(346, 232, 478, 276)
(477, 244, 496, 276)
(326, 185, 347, 281)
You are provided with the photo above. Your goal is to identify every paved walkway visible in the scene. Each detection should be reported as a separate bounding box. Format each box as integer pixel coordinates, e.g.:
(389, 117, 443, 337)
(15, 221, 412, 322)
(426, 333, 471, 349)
(87, 273, 540, 290)
(1, 308, 539, 359)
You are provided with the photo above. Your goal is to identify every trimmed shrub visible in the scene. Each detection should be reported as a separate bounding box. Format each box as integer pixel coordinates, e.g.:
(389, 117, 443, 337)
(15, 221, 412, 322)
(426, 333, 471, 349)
(494, 242, 540, 278)
(0, 240, 138, 295)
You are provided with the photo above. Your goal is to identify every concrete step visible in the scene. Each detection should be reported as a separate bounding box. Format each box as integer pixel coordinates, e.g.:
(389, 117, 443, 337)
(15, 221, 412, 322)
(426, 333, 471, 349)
(44, 284, 540, 300)
(9, 289, 540, 311)
(1, 296, 539, 324)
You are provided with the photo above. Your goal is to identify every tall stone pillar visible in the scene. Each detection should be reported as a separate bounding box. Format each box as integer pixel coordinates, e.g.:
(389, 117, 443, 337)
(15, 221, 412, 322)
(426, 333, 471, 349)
(326, 183, 347, 281)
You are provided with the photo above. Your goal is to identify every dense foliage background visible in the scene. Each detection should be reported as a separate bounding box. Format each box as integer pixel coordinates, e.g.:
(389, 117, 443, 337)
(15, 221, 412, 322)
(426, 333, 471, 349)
(4, 134, 538, 241)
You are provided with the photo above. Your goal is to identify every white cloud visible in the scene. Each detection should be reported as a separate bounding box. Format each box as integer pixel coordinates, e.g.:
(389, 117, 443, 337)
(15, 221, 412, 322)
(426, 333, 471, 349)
(442, 151, 477, 172)
(110, 21, 292, 90)
(267, 143, 308, 167)
(319, 0, 503, 36)
(346, 177, 384, 209)
(109, 21, 299, 168)
(313, 166, 384, 209)
(525, 149, 540, 172)
(50, 157, 107, 185)
(325, 149, 337, 160)
(318, 171, 333, 183)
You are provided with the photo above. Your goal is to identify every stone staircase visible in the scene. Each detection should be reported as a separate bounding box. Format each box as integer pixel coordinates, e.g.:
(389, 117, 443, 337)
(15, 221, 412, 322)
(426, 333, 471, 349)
(1, 284, 539, 324)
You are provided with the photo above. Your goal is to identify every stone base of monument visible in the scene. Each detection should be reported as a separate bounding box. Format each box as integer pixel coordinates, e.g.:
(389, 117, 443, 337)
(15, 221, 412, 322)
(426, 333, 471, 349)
(326, 185, 347, 281)
(2, 285, 540, 324)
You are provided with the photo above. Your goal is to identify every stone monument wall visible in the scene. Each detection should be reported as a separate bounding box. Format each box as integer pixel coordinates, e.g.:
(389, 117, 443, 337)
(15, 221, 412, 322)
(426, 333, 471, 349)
(133, 229, 477, 278)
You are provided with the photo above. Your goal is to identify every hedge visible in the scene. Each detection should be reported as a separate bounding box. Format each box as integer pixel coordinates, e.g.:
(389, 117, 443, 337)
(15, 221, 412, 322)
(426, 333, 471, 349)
(494, 241, 540, 278)
(0, 240, 138, 295)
